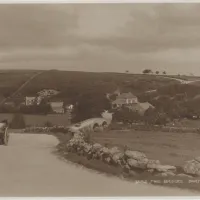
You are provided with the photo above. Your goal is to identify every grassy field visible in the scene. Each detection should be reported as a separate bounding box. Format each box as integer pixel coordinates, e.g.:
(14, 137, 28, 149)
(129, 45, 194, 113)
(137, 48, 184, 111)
(92, 130, 200, 166)
(0, 113, 69, 127)
(167, 119, 200, 128)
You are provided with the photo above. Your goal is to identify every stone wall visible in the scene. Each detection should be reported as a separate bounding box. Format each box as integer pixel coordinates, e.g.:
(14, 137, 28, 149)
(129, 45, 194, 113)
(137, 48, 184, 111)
(65, 130, 200, 178)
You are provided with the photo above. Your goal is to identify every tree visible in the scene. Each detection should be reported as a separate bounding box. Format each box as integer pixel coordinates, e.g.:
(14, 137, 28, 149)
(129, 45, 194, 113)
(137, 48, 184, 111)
(72, 92, 111, 123)
(155, 71, 159, 75)
(125, 70, 129, 73)
(144, 108, 168, 126)
(163, 71, 167, 75)
(10, 113, 26, 129)
(142, 69, 153, 74)
(113, 107, 141, 124)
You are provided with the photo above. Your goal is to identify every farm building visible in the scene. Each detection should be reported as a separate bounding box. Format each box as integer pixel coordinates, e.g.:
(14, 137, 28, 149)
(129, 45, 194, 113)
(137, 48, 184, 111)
(112, 92, 138, 109)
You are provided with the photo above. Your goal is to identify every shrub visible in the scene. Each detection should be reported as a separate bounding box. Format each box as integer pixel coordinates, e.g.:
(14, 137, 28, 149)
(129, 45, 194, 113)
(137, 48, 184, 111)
(83, 132, 92, 143)
(10, 113, 26, 129)
(44, 121, 53, 127)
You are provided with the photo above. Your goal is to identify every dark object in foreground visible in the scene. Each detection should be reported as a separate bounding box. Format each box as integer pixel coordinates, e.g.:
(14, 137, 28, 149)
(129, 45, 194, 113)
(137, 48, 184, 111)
(0, 120, 9, 145)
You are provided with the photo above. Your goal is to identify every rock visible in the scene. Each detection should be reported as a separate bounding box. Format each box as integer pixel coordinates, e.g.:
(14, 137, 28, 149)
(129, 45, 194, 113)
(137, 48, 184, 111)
(147, 163, 176, 172)
(155, 172, 168, 177)
(112, 152, 124, 165)
(83, 144, 92, 153)
(100, 147, 110, 155)
(125, 150, 146, 161)
(109, 147, 121, 155)
(123, 164, 131, 173)
(147, 163, 158, 169)
(147, 160, 161, 169)
(148, 159, 160, 165)
(147, 169, 154, 173)
(105, 157, 111, 164)
(124, 164, 131, 170)
(183, 160, 200, 176)
(92, 143, 102, 150)
(177, 173, 194, 178)
(154, 165, 176, 172)
(165, 171, 176, 176)
(127, 158, 148, 170)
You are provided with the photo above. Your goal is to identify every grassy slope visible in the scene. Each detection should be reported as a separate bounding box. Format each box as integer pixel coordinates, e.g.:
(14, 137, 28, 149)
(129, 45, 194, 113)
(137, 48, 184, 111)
(19, 70, 179, 97)
(92, 130, 200, 166)
(0, 70, 40, 101)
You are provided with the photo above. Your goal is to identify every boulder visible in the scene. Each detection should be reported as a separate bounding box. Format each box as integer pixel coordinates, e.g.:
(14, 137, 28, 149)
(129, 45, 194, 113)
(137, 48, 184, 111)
(127, 158, 148, 170)
(125, 150, 146, 161)
(112, 152, 124, 165)
(183, 160, 200, 176)
(83, 144, 92, 153)
(148, 159, 160, 165)
(177, 173, 194, 178)
(104, 157, 111, 164)
(100, 147, 110, 155)
(147, 169, 154, 173)
(155, 172, 168, 177)
(109, 147, 121, 156)
(92, 143, 102, 151)
(154, 165, 176, 172)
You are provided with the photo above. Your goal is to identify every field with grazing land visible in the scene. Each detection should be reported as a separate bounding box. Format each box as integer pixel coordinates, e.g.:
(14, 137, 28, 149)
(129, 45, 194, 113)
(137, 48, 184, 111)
(0, 113, 69, 127)
(92, 130, 200, 166)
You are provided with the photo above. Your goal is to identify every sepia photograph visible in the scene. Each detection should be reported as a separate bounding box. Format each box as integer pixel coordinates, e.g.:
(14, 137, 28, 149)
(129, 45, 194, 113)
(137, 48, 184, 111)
(0, 1, 200, 197)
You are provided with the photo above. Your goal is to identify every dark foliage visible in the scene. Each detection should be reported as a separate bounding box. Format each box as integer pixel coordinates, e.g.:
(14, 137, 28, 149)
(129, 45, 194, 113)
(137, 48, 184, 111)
(10, 113, 26, 129)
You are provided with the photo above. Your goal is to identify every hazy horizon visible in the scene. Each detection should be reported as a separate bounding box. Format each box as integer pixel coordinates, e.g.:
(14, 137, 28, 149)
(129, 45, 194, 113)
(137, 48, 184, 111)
(1, 4, 200, 76)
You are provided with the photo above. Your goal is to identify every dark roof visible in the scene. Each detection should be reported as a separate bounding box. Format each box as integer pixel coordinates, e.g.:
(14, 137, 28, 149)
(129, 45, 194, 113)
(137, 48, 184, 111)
(117, 92, 137, 99)
(112, 98, 127, 105)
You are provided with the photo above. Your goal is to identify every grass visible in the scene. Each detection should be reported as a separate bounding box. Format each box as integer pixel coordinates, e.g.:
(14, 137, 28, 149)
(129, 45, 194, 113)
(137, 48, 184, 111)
(92, 130, 200, 167)
(20, 70, 178, 96)
(168, 119, 200, 128)
(0, 113, 70, 127)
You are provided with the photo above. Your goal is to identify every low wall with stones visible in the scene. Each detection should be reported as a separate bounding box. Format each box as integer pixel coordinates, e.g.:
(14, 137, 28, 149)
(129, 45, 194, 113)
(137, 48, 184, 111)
(64, 130, 200, 178)
(23, 126, 69, 133)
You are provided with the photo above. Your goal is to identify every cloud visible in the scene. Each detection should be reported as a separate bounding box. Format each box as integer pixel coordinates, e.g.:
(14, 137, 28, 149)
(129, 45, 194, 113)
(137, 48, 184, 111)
(1, 4, 200, 74)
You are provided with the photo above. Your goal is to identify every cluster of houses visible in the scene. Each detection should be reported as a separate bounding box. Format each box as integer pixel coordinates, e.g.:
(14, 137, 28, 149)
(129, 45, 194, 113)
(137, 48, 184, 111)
(4, 89, 74, 115)
(24, 89, 74, 114)
(108, 90, 154, 116)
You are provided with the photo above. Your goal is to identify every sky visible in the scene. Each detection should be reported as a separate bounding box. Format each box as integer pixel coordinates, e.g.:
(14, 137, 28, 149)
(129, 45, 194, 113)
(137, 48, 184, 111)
(1, 3, 200, 75)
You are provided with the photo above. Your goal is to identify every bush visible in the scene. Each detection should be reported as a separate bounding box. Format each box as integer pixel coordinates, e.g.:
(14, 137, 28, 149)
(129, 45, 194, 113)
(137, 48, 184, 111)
(10, 113, 26, 129)
(44, 121, 53, 127)
(83, 132, 92, 143)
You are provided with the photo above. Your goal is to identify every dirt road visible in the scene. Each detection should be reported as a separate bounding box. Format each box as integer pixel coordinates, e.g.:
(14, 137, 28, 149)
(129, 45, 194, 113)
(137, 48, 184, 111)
(0, 133, 199, 197)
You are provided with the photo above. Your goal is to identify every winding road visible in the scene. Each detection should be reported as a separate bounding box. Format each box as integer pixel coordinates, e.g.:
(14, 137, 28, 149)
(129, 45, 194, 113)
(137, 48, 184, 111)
(0, 133, 199, 197)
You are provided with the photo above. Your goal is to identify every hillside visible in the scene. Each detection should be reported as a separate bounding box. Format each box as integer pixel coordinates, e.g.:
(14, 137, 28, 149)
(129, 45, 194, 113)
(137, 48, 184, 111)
(0, 70, 41, 102)
(2, 69, 200, 123)
(19, 70, 179, 100)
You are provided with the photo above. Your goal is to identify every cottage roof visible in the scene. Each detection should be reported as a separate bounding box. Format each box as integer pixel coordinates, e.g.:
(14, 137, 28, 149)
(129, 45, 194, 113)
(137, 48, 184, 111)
(112, 98, 127, 105)
(117, 92, 137, 99)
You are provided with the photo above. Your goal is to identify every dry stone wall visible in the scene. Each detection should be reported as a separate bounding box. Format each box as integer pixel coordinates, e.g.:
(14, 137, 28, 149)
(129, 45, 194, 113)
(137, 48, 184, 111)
(65, 130, 199, 178)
